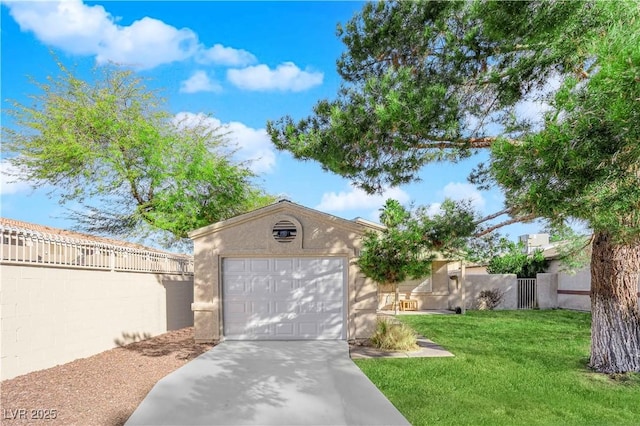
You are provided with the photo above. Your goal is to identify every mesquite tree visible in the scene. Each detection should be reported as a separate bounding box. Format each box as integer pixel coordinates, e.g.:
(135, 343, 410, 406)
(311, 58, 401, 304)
(267, 1, 640, 372)
(4, 61, 273, 247)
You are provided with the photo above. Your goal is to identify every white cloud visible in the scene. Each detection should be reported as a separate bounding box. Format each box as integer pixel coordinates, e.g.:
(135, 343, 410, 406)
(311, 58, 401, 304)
(0, 161, 32, 195)
(316, 185, 410, 216)
(424, 202, 444, 217)
(172, 112, 276, 173)
(5, 0, 114, 56)
(95, 17, 198, 69)
(6, 1, 198, 69)
(179, 71, 222, 94)
(4, 0, 262, 71)
(439, 182, 486, 211)
(196, 44, 257, 67)
(223, 122, 276, 174)
(5, 0, 326, 95)
(418, 183, 485, 217)
(227, 62, 323, 92)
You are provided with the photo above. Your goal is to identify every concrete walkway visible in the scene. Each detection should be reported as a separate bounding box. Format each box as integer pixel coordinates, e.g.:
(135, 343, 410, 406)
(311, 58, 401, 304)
(350, 335, 454, 359)
(126, 341, 410, 426)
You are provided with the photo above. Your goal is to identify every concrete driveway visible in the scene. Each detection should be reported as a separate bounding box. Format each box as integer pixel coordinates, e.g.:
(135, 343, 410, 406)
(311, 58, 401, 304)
(126, 340, 410, 426)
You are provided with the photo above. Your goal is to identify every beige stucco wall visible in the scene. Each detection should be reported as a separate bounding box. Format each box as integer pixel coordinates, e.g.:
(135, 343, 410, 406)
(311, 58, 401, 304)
(190, 203, 377, 342)
(378, 263, 518, 311)
(459, 274, 518, 310)
(555, 265, 592, 311)
(378, 260, 452, 310)
(536, 273, 559, 309)
(542, 260, 640, 312)
(0, 264, 193, 380)
(547, 260, 592, 311)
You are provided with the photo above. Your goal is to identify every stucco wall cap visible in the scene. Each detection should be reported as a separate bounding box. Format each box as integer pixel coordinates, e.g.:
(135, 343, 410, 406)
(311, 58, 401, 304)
(188, 200, 369, 240)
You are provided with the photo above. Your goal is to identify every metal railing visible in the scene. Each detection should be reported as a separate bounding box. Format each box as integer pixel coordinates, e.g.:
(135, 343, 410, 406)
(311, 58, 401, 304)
(517, 278, 537, 309)
(0, 225, 193, 274)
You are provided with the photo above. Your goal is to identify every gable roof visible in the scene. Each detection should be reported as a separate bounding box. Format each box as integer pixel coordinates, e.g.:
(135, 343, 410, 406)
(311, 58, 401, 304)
(188, 200, 383, 239)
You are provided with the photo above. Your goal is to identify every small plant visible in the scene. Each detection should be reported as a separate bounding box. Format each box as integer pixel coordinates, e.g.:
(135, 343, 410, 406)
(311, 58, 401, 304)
(475, 288, 505, 310)
(370, 318, 419, 351)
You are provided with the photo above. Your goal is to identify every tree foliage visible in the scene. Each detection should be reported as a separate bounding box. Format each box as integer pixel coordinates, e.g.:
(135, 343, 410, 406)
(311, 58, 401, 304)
(4, 61, 273, 246)
(358, 198, 477, 285)
(486, 243, 548, 278)
(357, 200, 433, 286)
(267, 1, 605, 195)
(489, 4, 640, 243)
(268, 0, 640, 372)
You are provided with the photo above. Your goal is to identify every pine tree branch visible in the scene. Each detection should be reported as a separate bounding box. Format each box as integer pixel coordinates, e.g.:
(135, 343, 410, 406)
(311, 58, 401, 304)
(473, 213, 537, 238)
(416, 136, 518, 150)
(474, 208, 513, 225)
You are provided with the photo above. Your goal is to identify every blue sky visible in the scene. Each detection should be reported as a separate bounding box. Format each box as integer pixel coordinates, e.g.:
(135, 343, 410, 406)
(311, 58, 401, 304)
(1, 0, 545, 243)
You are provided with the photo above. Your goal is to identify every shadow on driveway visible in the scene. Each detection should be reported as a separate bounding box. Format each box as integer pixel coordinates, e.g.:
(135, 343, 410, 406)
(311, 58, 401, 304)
(125, 341, 409, 426)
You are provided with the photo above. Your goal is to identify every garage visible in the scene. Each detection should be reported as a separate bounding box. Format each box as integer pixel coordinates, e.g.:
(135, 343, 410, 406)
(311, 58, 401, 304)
(188, 200, 380, 343)
(222, 257, 345, 340)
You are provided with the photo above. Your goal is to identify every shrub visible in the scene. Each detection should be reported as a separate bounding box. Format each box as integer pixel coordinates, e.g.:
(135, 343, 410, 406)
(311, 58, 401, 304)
(475, 288, 505, 310)
(370, 318, 419, 351)
(487, 243, 548, 278)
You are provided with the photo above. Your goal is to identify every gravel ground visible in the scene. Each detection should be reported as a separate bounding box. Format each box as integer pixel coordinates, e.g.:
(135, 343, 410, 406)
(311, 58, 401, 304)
(0, 327, 215, 426)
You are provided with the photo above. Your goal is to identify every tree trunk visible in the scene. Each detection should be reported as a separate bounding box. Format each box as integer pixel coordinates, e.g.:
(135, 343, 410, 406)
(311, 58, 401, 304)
(394, 283, 399, 315)
(589, 231, 640, 373)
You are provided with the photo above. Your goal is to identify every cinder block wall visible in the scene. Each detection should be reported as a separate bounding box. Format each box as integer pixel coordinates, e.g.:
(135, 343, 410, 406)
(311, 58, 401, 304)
(0, 265, 193, 380)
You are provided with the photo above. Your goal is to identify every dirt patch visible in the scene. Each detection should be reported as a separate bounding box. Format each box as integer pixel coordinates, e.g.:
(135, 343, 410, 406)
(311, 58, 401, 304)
(0, 327, 215, 426)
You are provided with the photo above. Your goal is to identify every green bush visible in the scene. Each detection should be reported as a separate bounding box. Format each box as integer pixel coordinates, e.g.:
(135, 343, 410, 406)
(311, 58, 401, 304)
(370, 318, 419, 351)
(487, 243, 548, 278)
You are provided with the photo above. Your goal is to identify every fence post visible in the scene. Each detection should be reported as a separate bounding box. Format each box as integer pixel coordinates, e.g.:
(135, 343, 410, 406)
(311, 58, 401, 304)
(461, 261, 466, 314)
(110, 247, 115, 271)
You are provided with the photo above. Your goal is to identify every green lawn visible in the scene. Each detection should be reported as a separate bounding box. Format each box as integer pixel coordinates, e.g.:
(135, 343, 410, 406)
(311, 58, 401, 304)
(355, 310, 640, 426)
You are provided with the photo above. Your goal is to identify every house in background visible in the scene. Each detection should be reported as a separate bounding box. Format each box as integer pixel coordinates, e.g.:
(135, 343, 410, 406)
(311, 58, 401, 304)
(444, 233, 639, 312)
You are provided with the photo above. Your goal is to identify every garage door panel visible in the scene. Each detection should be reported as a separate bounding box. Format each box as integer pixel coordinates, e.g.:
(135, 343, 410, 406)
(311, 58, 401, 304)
(299, 301, 318, 314)
(222, 257, 345, 340)
(274, 301, 300, 314)
(224, 259, 247, 272)
(225, 322, 250, 336)
(275, 323, 295, 337)
(275, 258, 295, 271)
(249, 259, 270, 272)
(274, 277, 295, 293)
(297, 322, 318, 336)
(225, 301, 248, 314)
(299, 258, 342, 273)
(224, 278, 249, 295)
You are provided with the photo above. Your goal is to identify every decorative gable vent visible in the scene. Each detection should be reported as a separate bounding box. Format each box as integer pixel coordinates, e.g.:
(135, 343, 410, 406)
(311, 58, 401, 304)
(272, 220, 297, 243)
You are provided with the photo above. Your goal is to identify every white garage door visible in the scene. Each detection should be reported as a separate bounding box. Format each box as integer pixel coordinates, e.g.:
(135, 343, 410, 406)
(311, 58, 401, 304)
(222, 257, 345, 340)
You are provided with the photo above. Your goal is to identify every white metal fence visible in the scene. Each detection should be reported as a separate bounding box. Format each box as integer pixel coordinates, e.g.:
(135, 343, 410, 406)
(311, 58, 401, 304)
(1, 225, 193, 274)
(517, 278, 537, 309)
